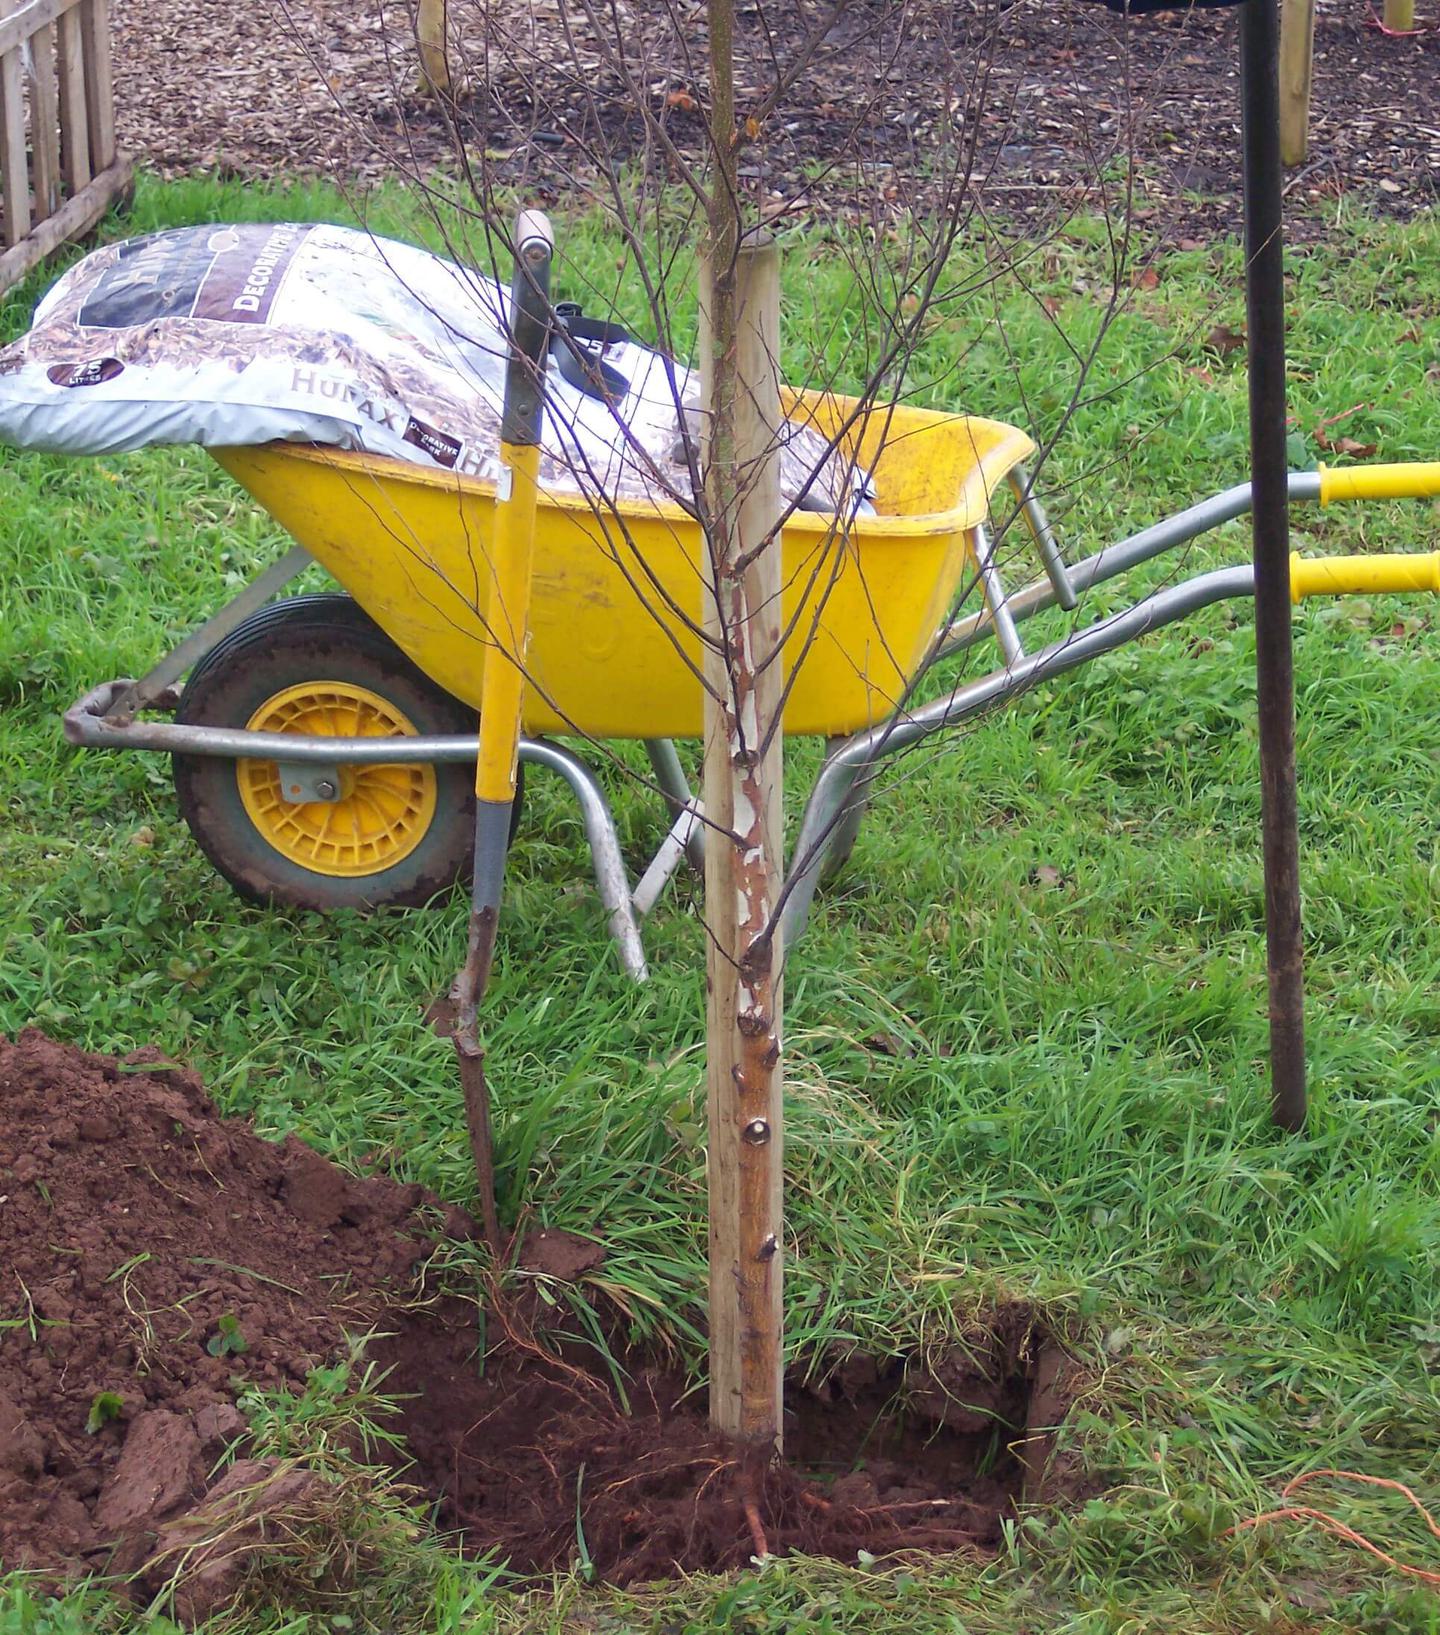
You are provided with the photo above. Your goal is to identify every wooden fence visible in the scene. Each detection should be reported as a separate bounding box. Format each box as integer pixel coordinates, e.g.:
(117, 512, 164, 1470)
(0, 0, 131, 294)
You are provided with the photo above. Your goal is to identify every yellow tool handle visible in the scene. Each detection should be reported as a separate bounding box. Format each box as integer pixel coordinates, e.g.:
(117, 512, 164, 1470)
(476, 441, 541, 802)
(1290, 550, 1440, 602)
(1318, 462, 1440, 505)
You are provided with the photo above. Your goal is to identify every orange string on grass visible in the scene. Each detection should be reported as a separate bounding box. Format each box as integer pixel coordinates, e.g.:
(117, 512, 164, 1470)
(1227, 1468, 1440, 1588)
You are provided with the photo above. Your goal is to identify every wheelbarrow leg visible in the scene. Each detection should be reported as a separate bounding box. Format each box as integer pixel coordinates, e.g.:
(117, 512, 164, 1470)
(521, 739, 649, 983)
(818, 736, 874, 882)
(1006, 466, 1078, 612)
(813, 483, 1069, 891)
(798, 513, 1034, 900)
(644, 739, 706, 874)
(971, 521, 1026, 667)
(782, 746, 869, 944)
(783, 563, 1260, 951)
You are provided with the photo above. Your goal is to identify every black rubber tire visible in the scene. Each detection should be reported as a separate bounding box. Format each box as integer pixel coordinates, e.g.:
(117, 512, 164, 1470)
(174, 594, 495, 912)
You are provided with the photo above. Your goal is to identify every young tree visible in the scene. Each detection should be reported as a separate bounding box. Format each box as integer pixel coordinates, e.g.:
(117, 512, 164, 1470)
(354, 0, 1159, 1478)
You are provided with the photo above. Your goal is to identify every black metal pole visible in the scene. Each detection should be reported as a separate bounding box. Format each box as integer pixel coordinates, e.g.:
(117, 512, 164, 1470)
(1240, 0, 1306, 1131)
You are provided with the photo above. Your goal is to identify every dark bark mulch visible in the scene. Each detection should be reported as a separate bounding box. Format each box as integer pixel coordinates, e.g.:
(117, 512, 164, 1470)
(111, 0, 1438, 241)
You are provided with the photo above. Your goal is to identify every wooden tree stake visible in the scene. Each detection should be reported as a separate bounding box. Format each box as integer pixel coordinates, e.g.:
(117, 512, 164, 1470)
(1278, 0, 1316, 167)
(699, 229, 785, 1453)
(1383, 0, 1416, 31)
(416, 0, 452, 96)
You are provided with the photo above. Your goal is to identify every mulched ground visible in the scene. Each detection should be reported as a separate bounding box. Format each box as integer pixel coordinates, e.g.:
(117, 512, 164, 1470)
(0, 1030, 1080, 1617)
(109, 0, 1438, 242)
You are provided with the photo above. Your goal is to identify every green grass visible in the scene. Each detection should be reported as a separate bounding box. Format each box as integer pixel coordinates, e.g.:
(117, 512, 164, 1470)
(3, 175, 1440, 1630)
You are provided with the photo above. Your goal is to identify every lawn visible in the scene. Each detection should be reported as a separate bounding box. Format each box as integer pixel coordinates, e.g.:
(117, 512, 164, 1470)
(2, 176, 1440, 1631)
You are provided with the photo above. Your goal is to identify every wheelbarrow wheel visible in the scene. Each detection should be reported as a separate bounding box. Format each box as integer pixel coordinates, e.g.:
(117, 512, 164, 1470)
(173, 594, 518, 912)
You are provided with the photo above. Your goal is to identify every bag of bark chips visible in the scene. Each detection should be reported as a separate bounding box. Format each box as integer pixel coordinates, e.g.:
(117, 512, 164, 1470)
(0, 222, 873, 514)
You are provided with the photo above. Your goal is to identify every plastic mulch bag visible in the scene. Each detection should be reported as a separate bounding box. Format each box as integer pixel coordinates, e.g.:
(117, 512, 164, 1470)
(0, 222, 874, 516)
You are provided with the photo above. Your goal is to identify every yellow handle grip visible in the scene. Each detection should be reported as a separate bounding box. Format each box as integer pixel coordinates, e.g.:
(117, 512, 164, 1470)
(1290, 550, 1440, 602)
(476, 441, 541, 803)
(1318, 462, 1440, 505)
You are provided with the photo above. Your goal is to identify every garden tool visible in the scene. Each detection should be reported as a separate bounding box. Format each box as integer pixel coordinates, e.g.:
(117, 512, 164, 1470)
(451, 209, 554, 1249)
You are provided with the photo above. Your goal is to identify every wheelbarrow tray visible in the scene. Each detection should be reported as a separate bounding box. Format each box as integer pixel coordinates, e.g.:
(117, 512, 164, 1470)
(214, 392, 1033, 740)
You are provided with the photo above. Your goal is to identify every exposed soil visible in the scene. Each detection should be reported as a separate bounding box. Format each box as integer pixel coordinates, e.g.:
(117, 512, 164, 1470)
(0, 1030, 1083, 1615)
(371, 1296, 1080, 1582)
(0, 1028, 446, 1584)
(109, 0, 1438, 242)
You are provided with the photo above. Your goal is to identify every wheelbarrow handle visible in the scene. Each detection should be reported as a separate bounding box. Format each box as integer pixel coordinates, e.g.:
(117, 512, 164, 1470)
(1290, 549, 1440, 602)
(1318, 460, 1440, 506)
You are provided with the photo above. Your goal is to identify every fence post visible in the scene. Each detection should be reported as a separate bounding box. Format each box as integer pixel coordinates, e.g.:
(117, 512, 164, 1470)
(58, 6, 93, 194)
(1, 44, 26, 248)
(28, 24, 61, 219)
(80, 0, 115, 175)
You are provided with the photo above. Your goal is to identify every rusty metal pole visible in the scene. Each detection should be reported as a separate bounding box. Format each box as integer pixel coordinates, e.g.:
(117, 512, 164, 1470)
(1240, 0, 1307, 1131)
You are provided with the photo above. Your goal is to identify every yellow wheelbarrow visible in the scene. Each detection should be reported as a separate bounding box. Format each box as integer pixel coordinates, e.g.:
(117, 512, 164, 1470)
(63, 322, 1440, 980)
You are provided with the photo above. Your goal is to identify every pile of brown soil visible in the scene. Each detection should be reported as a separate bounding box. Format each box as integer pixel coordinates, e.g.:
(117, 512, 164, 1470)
(0, 1030, 1083, 1615)
(0, 1028, 441, 1582)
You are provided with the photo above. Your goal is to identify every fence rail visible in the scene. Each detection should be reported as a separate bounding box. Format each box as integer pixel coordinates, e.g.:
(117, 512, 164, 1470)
(0, 0, 130, 294)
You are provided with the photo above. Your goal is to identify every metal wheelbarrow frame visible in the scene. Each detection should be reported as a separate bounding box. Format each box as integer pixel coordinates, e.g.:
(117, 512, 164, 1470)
(63, 441, 1440, 981)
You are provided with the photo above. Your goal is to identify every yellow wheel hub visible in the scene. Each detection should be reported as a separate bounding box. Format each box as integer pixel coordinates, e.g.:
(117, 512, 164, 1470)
(238, 681, 438, 878)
